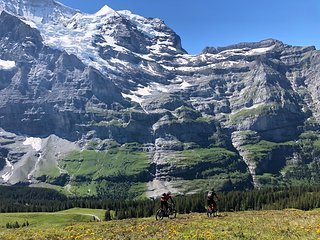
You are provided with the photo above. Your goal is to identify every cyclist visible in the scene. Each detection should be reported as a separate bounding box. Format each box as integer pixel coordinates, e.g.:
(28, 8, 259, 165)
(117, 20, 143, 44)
(160, 191, 175, 214)
(207, 188, 218, 212)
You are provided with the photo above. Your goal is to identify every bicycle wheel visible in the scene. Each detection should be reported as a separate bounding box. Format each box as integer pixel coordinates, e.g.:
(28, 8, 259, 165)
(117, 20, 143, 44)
(168, 208, 177, 219)
(207, 207, 212, 217)
(156, 208, 165, 220)
(214, 209, 218, 217)
(212, 203, 218, 217)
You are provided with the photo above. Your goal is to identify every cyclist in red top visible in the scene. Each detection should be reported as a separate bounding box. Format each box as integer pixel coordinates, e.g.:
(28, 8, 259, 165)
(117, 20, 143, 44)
(160, 191, 175, 213)
(207, 188, 218, 212)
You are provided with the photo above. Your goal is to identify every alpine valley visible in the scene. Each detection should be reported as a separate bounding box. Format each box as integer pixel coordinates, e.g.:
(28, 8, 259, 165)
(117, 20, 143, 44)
(0, 0, 319, 198)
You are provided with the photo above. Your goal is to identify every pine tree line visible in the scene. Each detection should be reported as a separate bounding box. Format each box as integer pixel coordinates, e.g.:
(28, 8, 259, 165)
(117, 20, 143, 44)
(105, 185, 320, 220)
(1, 185, 320, 220)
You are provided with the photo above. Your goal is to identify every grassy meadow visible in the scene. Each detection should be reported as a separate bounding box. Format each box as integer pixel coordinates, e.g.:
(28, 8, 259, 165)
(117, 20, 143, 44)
(0, 208, 105, 228)
(0, 208, 320, 239)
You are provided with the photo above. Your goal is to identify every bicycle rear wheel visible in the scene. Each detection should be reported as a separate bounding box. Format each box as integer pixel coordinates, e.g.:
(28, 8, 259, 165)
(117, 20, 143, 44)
(156, 209, 165, 220)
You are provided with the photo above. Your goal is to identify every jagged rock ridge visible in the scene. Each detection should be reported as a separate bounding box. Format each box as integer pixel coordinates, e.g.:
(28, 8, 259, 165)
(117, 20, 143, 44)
(0, 0, 319, 197)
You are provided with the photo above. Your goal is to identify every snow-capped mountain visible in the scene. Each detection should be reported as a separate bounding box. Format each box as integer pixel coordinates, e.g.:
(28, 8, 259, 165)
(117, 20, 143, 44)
(0, 0, 76, 24)
(0, 0, 187, 96)
(0, 0, 319, 197)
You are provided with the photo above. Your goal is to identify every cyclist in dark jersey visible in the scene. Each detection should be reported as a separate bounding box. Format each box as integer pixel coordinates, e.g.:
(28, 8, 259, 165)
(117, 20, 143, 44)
(160, 191, 175, 213)
(207, 188, 218, 211)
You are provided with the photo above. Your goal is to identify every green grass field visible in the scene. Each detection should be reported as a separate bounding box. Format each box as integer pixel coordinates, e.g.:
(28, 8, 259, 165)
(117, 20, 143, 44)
(0, 208, 320, 239)
(61, 148, 149, 179)
(0, 208, 105, 229)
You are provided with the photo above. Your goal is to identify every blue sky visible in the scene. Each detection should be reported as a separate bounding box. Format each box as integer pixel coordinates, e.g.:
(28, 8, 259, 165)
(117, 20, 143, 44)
(59, 0, 319, 54)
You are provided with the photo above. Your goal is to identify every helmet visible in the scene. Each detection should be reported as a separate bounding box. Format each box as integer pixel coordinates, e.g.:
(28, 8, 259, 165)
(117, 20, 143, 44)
(167, 191, 171, 195)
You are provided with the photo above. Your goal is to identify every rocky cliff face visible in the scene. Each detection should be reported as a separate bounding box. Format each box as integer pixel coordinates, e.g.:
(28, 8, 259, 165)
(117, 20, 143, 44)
(0, 0, 319, 198)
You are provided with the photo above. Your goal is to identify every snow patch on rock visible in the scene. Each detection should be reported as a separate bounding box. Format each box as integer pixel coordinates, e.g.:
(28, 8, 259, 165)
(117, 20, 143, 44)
(0, 59, 15, 70)
(2, 158, 14, 182)
(23, 137, 42, 151)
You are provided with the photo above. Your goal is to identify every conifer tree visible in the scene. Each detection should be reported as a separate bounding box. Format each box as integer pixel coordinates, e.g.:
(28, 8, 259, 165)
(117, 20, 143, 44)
(14, 221, 20, 228)
(104, 209, 112, 221)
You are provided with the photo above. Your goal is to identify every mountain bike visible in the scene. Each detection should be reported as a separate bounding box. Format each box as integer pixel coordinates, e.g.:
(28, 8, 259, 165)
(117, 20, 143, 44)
(156, 203, 177, 220)
(207, 202, 218, 217)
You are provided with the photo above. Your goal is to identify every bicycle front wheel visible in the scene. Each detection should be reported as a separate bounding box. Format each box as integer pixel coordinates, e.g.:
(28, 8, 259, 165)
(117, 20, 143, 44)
(207, 208, 212, 217)
(168, 208, 177, 219)
(156, 209, 165, 220)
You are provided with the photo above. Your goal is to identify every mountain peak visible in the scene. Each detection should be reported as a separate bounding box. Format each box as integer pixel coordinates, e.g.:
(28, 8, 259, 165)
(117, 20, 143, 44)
(95, 5, 116, 17)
